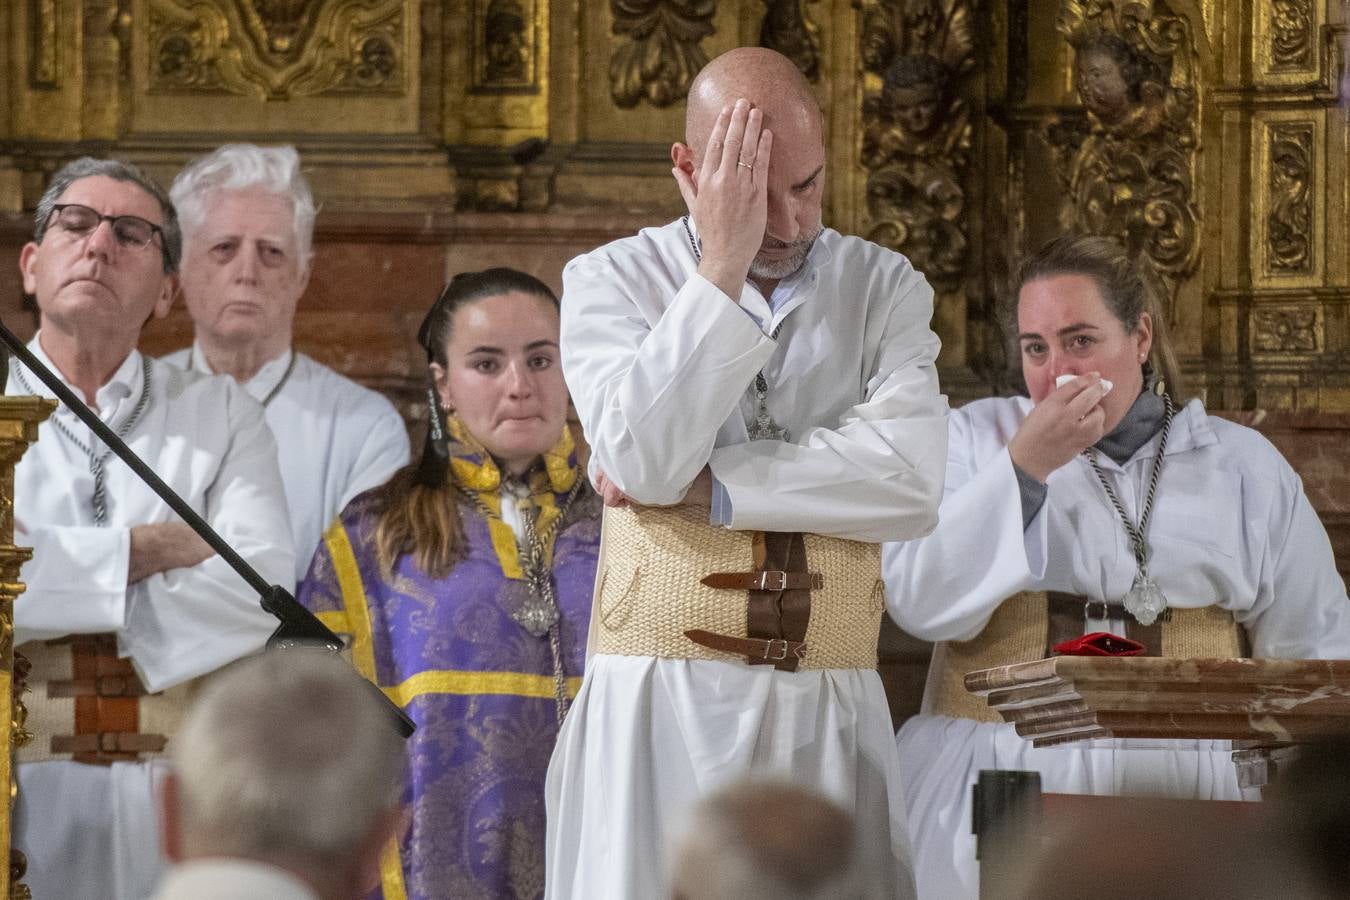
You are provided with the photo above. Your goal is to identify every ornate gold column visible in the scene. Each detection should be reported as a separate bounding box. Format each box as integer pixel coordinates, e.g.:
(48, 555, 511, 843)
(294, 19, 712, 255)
(0, 397, 55, 900)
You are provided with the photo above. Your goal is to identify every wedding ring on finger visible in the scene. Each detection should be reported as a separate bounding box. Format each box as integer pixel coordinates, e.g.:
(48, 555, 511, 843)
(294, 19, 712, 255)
(737, 161, 754, 170)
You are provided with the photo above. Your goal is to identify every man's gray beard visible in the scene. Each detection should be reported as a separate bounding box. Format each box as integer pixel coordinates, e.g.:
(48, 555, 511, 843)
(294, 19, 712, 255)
(748, 223, 823, 282)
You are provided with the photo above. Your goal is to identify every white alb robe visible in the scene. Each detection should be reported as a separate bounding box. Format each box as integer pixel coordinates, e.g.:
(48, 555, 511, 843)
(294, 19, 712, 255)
(547, 220, 949, 899)
(883, 395, 1350, 900)
(9, 336, 295, 900)
(150, 859, 320, 900)
(164, 345, 410, 578)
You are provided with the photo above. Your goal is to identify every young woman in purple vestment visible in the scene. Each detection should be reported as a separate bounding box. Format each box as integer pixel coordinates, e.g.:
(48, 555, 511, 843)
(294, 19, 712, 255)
(297, 268, 601, 900)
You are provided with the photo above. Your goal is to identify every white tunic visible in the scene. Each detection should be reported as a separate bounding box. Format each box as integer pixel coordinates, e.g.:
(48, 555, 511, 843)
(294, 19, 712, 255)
(548, 220, 949, 899)
(164, 345, 410, 578)
(882, 395, 1350, 900)
(150, 859, 319, 900)
(8, 336, 295, 900)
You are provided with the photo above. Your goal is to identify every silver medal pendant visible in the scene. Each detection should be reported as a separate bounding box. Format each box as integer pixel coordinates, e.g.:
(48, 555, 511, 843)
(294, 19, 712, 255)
(748, 411, 789, 442)
(512, 597, 559, 638)
(1122, 572, 1168, 626)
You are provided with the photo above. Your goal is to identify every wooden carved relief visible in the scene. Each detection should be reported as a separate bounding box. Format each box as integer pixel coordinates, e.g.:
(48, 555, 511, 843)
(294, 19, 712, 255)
(29, 0, 61, 88)
(858, 0, 975, 294)
(609, 0, 716, 108)
(147, 0, 405, 100)
(474, 0, 537, 91)
(1270, 0, 1314, 72)
(759, 0, 820, 81)
(1049, 0, 1200, 319)
(1267, 122, 1314, 275)
(1252, 307, 1319, 354)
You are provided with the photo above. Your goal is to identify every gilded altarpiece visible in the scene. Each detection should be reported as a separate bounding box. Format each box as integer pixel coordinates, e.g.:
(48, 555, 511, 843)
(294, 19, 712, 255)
(0, 0, 1348, 798)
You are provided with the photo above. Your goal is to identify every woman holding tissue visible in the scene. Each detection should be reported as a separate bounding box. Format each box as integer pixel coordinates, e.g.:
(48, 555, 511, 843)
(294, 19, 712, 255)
(884, 233, 1350, 900)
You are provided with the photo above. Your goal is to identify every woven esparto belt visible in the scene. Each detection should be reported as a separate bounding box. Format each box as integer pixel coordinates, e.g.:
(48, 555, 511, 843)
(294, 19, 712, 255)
(18, 634, 201, 765)
(926, 591, 1250, 723)
(591, 504, 884, 671)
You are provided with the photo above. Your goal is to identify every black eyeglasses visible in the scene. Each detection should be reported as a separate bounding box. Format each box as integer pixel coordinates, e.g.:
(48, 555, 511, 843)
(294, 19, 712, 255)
(46, 203, 165, 252)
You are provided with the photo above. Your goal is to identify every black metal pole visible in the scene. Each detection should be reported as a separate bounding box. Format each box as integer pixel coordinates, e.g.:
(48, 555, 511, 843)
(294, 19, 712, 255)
(0, 321, 414, 738)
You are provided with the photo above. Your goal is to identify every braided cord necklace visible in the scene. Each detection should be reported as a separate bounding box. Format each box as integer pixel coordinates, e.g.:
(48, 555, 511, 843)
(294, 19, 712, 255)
(1083, 392, 1176, 626)
(11, 357, 153, 527)
(456, 473, 585, 726)
(681, 216, 789, 441)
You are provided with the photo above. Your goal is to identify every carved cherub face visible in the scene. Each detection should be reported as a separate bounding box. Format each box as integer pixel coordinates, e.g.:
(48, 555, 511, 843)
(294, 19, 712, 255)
(1076, 48, 1132, 123)
(887, 82, 943, 138)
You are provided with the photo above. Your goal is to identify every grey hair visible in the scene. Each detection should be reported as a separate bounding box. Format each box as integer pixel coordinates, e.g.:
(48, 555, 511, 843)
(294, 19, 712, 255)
(669, 779, 870, 900)
(170, 143, 316, 266)
(34, 157, 182, 273)
(171, 651, 405, 865)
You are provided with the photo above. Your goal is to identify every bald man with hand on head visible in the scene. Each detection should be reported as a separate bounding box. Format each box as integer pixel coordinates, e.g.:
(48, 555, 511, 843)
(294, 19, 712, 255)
(547, 48, 946, 899)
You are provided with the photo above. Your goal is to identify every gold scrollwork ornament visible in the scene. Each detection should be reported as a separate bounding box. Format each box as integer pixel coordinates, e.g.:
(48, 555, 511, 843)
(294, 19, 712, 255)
(858, 0, 976, 292)
(148, 0, 404, 100)
(1051, 0, 1201, 317)
(609, 0, 716, 108)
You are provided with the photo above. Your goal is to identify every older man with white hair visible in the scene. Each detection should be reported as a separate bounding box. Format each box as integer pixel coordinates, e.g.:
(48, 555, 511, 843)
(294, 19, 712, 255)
(153, 651, 406, 900)
(165, 144, 410, 576)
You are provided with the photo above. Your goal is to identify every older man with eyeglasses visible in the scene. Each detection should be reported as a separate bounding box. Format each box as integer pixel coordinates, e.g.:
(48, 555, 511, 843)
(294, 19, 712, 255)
(6, 156, 294, 899)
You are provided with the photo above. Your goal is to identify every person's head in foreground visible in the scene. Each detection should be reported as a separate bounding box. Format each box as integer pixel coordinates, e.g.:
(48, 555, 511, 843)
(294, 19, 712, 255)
(1013, 232, 1185, 435)
(671, 46, 827, 285)
(374, 266, 570, 577)
(158, 652, 405, 900)
(669, 779, 868, 900)
(171, 143, 315, 378)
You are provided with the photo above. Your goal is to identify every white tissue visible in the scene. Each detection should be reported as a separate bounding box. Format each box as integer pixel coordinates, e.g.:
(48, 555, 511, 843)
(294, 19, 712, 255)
(1056, 373, 1113, 394)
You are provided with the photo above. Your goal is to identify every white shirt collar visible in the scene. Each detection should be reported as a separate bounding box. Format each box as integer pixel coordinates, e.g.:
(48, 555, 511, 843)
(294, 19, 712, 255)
(188, 340, 294, 405)
(19, 331, 144, 425)
(681, 217, 831, 329)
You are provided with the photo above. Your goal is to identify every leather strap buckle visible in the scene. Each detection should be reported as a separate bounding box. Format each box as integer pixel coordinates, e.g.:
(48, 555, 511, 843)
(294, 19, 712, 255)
(755, 571, 787, 592)
(683, 629, 808, 664)
(47, 675, 148, 698)
(700, 571, 824, 592)
(51, 731, 168, 762)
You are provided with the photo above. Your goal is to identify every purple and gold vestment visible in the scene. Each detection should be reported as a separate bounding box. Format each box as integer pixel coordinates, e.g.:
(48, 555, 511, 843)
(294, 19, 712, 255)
(298, 434, 600, 900)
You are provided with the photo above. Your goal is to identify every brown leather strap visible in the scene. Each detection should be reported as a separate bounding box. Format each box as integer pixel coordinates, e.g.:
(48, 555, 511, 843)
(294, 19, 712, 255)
(701, 571, 823, 591)
(47, 675, 148, 698)
(1045, 591, 1166, 656)
(50, 733, 167, 756)
(52, 633, 161, 764)
(744, 531, 813, 672)
(684, 629, 808, 663)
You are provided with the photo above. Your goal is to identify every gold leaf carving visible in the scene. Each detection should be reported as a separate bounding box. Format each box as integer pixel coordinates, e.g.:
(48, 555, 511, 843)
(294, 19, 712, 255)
(1253, 307, 1318, 353)
(1270, 0, 1313, 71)
(29, 0, 61, 88)
(858, 0, 975, 292)
(1267, 123, 1313, 274)
(475, 0, 536, 89)
(759, 0, 820, 82)
(609, 0, 716, 108)
(239, 0, 321, 60)
(1050, 0, 1200, 318)
(148, 0, 405, 100)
